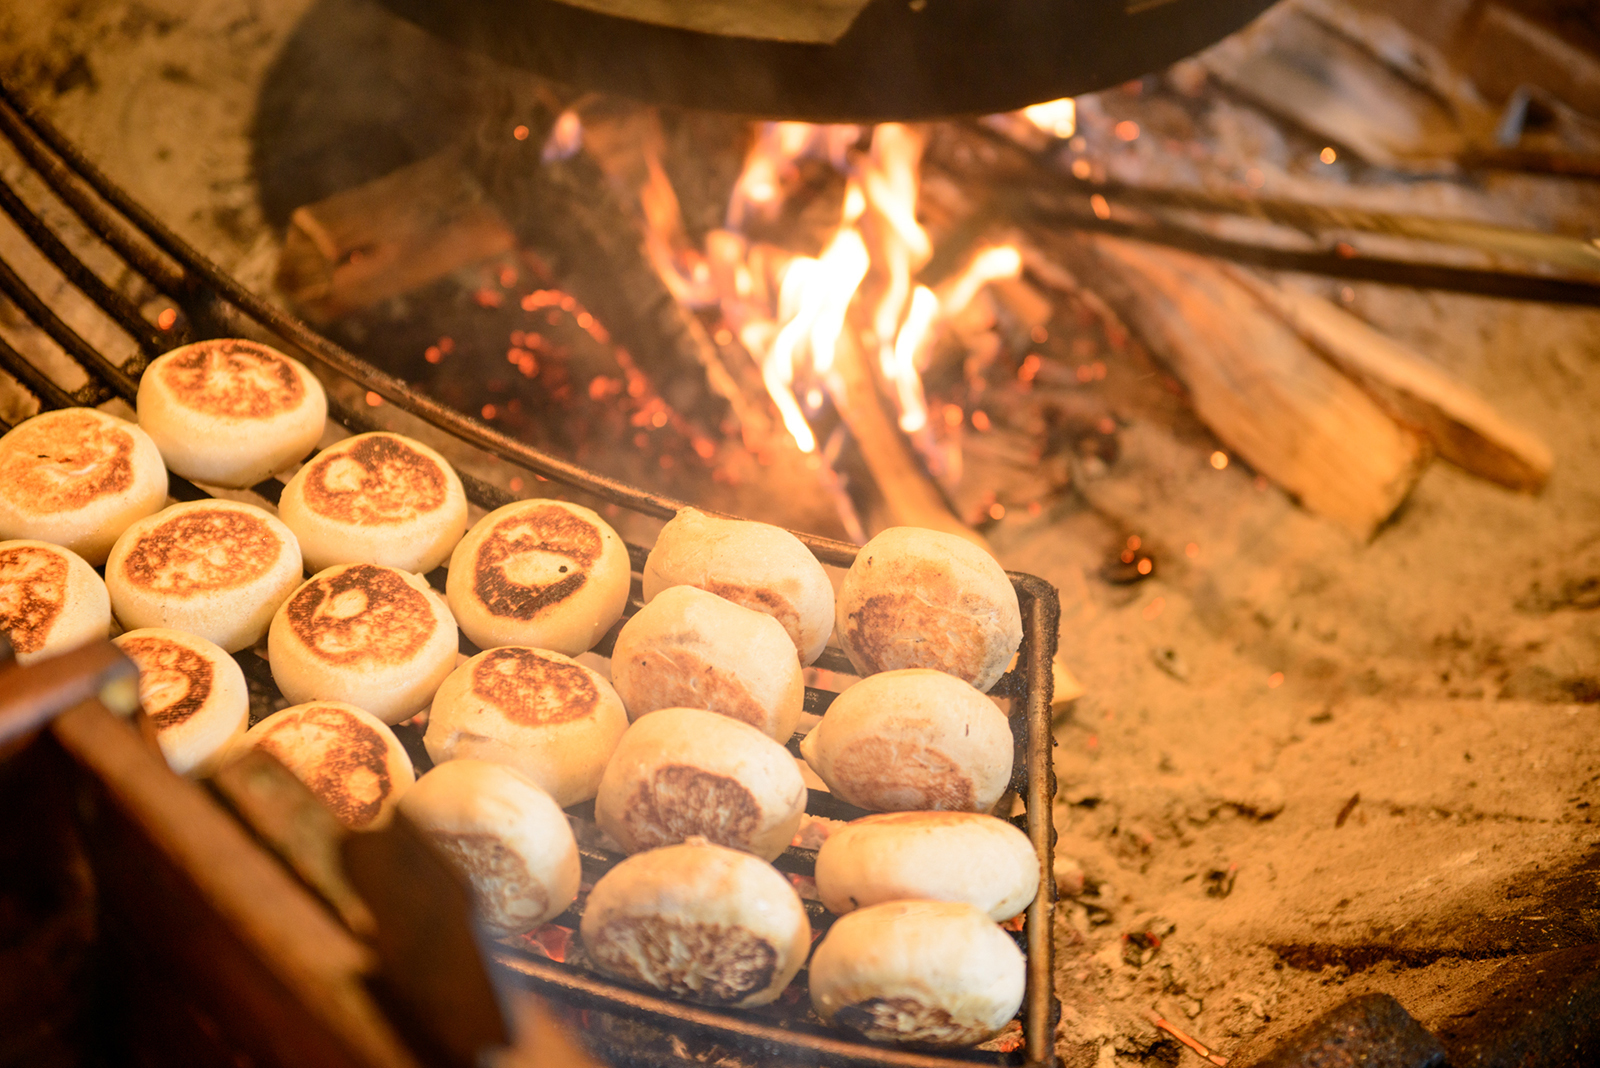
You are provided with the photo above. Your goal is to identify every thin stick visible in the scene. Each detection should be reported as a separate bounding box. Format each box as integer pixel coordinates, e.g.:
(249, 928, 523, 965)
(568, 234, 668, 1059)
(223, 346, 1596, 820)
(1145, 1010, 1230, 1066)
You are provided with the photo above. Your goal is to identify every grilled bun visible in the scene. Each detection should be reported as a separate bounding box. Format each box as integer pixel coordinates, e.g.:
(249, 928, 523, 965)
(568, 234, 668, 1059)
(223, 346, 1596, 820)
(595, 708, 806, 861)
(642, 508, 833, 665)
(609, 585, 803, 742)
(836, 527, 1022, 692)
(580, 839, 810, 1007)
(268, 564, 459, 725)
(135, 338, 327, 488)
(105, 500, 302, 652)
(0, 408, 167, 565)
(235, 701, 414, 829)
(424, 646, 628, 807)
(808, 900, 1026, 1047)
(114, 627, 249, 777)
(814, 811, 1038, 921)
(446, 500, 630, 656)
(0, 540, 111, 665)
(398, 759, 581, 937)
(277, 432, 467, 575)
(799, 669, 1012, 814)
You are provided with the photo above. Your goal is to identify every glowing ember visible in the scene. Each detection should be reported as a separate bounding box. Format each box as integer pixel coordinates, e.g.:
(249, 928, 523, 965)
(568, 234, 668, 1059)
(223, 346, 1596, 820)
(543, 110, 583, 162)
(1021, 97, 1077, 140)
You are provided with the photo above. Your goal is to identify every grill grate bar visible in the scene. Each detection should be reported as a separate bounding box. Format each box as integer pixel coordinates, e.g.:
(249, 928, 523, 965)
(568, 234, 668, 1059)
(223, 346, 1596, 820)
(0, 252, 139, 400)
(0, 172, 171, 355)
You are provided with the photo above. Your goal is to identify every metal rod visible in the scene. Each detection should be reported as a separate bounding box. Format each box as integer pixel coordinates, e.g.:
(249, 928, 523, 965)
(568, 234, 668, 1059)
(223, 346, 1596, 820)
(0, 172, 171, 354)
(0, 254, 139, 399)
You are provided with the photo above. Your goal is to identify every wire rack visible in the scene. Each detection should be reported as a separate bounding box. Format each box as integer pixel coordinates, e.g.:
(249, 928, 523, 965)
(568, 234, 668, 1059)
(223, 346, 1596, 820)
(0, 80, 1060, 1068)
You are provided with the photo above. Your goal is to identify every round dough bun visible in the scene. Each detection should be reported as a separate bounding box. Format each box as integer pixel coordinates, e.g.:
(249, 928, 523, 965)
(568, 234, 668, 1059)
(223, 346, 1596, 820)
(268, 564, 459, 725)
(642, 507, 833, 665)
(114, 627, 249, 777)
(610, 585, 803, 742)
(0, 408, 167, 565)
(808, 900, 1025, 1047)
(399, 759, 580, 937)
(425, 646, 628, 807)
(814, 811, 1039, 921)
(836, 526, 1022, 692)
(278, 432, 468, 575)
(799, 669, 1012, 814)
(136, 338, 327, 488)
(446, 500, 630, 656)
(595, 708, 806, 861)
(0, 540, 110, 666)
(235, 701, 414, 829)
(581, 839, 810, 1007)
(106, 500, 302, 653)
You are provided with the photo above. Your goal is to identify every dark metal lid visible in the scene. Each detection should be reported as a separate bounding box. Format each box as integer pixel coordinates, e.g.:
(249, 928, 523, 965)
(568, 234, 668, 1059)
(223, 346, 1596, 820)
(374, 0, 1278, 121)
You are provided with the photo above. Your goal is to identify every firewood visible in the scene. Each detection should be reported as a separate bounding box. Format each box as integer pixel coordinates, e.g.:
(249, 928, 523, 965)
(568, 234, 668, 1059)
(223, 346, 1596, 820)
(827, 328, 987, 548)
(1199, 6, 1470, 168)
(275, 149, 516, 323)
(1065, 235, 1428, 539)
(1227, 269, 1553, 492)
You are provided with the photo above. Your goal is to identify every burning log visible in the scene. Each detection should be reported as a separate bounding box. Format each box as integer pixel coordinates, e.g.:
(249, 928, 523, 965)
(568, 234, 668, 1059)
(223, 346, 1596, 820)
(827, 323, 985, 546)
(273, 130, 763, 442)
(1227, 269, 1553, 492)
(1057, 234, 1428, 539)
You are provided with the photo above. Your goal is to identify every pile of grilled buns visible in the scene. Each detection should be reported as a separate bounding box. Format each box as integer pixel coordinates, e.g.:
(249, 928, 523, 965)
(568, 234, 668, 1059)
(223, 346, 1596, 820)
(0, 338, 1035, 1049)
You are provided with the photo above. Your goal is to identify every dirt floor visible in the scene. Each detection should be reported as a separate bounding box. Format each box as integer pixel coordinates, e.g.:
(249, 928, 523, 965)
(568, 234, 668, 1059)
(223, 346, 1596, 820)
(4, 1, 1600, 1065)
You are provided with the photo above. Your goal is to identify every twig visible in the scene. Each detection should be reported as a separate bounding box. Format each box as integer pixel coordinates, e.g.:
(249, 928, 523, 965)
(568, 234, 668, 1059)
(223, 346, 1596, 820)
(1145, 1010, 1230, 1066)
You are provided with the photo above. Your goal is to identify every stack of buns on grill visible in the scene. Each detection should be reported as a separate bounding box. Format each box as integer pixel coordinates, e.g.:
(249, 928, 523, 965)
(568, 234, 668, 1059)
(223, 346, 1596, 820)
(0, 338, 1038, 1049)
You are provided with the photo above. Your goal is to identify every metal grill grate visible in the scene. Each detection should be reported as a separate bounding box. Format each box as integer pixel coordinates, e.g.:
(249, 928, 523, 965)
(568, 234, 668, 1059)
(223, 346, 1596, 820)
(0, 81, 1061, 1068)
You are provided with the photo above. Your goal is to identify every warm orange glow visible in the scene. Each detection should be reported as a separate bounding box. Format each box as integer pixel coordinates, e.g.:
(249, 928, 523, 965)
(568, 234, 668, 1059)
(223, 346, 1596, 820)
(1090, 194, 1112, 220)
(1267, 671, 1285, 689)
(938, 245, 1022, 318)
(543, 110, 583, 162)
(1021, 98, 1077, 140)
(1319, 146, 1337, 164)
(365, 391, 382, 406)
(1210, 451, 1229, 470)
(1114, 120, 1140, 142)
(156, 307, 177, 330)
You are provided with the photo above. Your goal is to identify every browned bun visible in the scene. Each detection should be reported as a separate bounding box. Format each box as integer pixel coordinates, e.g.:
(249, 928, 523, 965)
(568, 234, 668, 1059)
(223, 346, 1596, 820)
(136, 338, 327, 487)
(113, 627, 249, 777)
(104, 500, 303, 653)
(233, 701, 414, 829)
(609, 585, 804, 742)
(445, 500, 631, 656)
(836, 527, 1022, 692)
(277, 432, 468, 574)
(580, 839, 811, 1008)
(0, 408, 168, 565)
(0, 540, 111, 665)
(799, 668, 1013, 814)
(424, 646, 629, 807)
(267, 564, 459, 725)
(642, 508, 834, 665)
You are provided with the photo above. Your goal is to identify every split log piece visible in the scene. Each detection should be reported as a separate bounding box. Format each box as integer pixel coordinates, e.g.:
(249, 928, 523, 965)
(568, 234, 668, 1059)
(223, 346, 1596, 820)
(1227, 267, 1553, 491)
(275, 149, 516, 323)
(1072, 235, 1429, 539)
(827, 327, 988, 548)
